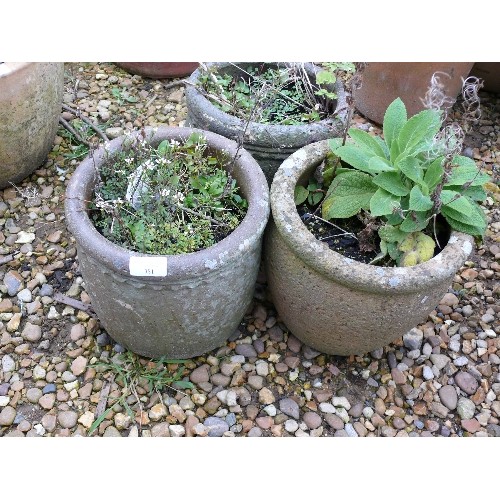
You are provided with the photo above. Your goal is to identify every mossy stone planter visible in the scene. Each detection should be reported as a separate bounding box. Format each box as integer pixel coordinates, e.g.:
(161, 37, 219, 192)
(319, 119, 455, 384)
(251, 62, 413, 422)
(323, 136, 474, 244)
(185, 62, 348, 184)
(65, 127, 270, 359)
(0, 62, 64, 188)
(265, 140, 474, 356)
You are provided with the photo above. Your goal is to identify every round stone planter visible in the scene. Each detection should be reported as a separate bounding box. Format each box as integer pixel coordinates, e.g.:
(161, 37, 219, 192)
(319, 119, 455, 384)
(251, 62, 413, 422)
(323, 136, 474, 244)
(0, 62, 64, 188)
(185, 62, 348, 184)
(65, 126, 270, 359)
(265, 140, 474, 356)
(354, 62, 474, 124)
(115, 62, 198, 79)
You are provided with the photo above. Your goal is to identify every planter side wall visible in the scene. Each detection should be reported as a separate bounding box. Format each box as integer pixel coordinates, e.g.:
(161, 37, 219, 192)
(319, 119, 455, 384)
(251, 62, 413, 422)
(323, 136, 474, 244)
(265, 221, 451, 356)
(0, 62, 64, 188)
(77, 240, 261, 358)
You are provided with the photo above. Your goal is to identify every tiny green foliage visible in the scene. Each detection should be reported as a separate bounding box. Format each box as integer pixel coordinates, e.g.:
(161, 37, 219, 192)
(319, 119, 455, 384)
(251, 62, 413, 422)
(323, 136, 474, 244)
(198, 63, 352, 125)
(319, 97, 490, 266)
(90, 131, 248, 255)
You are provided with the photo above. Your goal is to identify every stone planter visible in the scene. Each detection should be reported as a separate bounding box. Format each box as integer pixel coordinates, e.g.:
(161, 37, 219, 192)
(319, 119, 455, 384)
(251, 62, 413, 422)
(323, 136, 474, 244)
(115, 62, 198, 79)
(185, 62, 348, 184)
(265, 140, 474, 356)
(0, 62, 64, 188)
(354, 62, 474, 124)
(65, 126, 269, 359)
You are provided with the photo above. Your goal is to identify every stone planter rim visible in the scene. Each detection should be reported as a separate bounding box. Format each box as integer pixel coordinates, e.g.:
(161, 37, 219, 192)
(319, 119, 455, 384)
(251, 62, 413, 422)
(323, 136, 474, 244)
(65, 126, 270, 281)
(185, 62, 348, 147)
(270, 140, 474, 294)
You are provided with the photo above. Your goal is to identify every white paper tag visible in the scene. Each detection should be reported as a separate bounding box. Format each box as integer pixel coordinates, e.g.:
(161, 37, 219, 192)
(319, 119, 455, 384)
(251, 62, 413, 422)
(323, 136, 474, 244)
(129, 256, 168, 277)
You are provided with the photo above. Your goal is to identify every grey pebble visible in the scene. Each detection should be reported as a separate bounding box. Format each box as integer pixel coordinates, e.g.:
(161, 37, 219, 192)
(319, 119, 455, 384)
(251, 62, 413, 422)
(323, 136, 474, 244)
(235, 344, 257, 358)
(225, 413, 237, 427)
(344, 423, 358, 437)
(279, 398, 300, 420)
(457, 397, 476, 420)
(42, 384, 56, 394)
(248, 427, 263, 437)
(403, 328, 423, 351)
(39, 284, 54, 297)
(438, 385, 458, 410)
(204, 417, 229, 437)
(454, 356, 469, 367)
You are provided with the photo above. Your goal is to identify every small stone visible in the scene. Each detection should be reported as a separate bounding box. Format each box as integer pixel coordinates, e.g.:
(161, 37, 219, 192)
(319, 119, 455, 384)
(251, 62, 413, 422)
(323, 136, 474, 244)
(2, 355, 15, 372)
(319, 403, 336, 414)
(38, 394, 56, 410)
(58, 410, 78, 429)
(78, 411, 95, 429)
(189, 364, 210, 384)
(430, 354, 450, 370)
(169, 425, 186, 437)
(439, 385, 458, 410)
(149, 404, 167, 421)
(32, 365, 46, 380)
(324, 414, 345, 430)
(71, 356, 88, 376)
(455, 371, 479, 395)
(21, 322, 42, 342)
(0, 406, 16, 426)
(3, 271, 23, 296)
(39, 284, 54, 297)
(258, 387, 275, 405)
(105, 127, 124, 139)
(103, 426, 122, 437)
(403, 328, 423, 351)
(285, 419, 299, 433)
(303, 411, 322, 429)
(454, 356, 469, 367)
(47, 307, 60, 320)
(255, 361, 269, 377)
(70, 324, 86, 341)
(247, 375, 264, 390)
(391, 368, 406, 384)
(41, 414, 57, 433)
(440, 293, 459, 307)
(423, 366, 434, 380)
(248, 427, 263, 437)
(26, 388, 42, 404)
(430, 401, 450, 418)
(457, 397, 476, 420)
(344, 423, 358, 437)
(279, 398, 300, 420)
(151, 423, 170, 437)
(235, 344, 257, 358)
(0, 396, 9, 407)
(256, 416, 273, 429)
(302, 345, 321, 360)
(17, 288, 32, 303)
(204, 417, 229, 437)
(42, 384, 56, 394)
(461, 418, 481, 433)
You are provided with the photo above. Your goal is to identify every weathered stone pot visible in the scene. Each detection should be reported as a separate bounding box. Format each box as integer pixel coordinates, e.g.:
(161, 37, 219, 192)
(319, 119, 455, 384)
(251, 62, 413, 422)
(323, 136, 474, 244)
(65, 126, 269, 359)
(265, 140, 474, 356)
(185, 62, 348, 184)
(0, 62, 64, 188)
(115, 62, 198, 79)
(354, 62, 474, 124)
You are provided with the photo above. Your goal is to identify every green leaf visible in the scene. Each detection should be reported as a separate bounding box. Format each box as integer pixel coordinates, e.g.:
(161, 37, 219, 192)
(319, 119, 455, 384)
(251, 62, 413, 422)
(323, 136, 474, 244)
(442, 215, 485, 236)
(332, 144, 375, 174)
(316, 70, 336, 85)
(373, 172, 410, 196)
(400, 211, 430, 232)
(328, 137, 344, 152)
(348, 128, 387, 158)
(441, 205, 486, 232)
(409, 185, 434, 211)
(322, 171, 377, 219)
(157, 140, 170, 156)
(378, 224, 406, 243)
(311, 192, 323, 205)
(383, 98, 407, 152)
(370, 188, 401, 216)
(396, 109, 442, 157)
(294, 185, 309, 205)
(397, 156, 424, 185)
(423, 157, 445, 191)
(443, 184, 487, 202)
(398, 232, 436, 266)
(445, 156, 491, 186)
(368, 156, 396, 173)
(440, 189, 475, 215)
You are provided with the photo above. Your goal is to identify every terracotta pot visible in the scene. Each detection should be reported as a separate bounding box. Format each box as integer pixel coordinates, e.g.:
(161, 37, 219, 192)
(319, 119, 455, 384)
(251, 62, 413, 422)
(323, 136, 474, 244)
(471, 62, 500, 94)
(354, 62, 474, 124)
(115, 62, 198, 79)
(265, 140, 474, 356)
(185, 62, 349, 184)
(0, 62, 64, 188)
(65, 126, 269, 359)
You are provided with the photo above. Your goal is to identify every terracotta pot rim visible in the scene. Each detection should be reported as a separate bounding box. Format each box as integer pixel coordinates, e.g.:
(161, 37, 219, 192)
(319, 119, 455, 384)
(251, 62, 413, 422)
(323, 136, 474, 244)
(186, 62, 348, 136)
(65, 126, 270, 281)
(270, 140, 474, 294)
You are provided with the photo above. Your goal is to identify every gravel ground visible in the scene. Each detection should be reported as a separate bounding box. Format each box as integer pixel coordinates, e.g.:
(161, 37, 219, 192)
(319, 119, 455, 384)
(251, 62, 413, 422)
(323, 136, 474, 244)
(0, 62, 499, 438)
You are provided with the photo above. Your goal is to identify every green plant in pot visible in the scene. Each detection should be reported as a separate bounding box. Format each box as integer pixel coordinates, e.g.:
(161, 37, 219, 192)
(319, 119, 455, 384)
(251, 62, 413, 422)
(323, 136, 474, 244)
(185, 62, 353, 184)
(265, 77, 490, 356)
(65, 126, 269, 359)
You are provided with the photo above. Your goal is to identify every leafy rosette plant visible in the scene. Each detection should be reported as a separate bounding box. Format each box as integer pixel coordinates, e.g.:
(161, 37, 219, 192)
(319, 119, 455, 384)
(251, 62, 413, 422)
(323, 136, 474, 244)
(321, 97, 489, 266)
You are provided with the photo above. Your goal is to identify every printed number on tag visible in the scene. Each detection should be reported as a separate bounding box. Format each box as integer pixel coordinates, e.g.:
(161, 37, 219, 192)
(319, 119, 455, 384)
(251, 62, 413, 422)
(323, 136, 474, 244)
(129, 256, 168, 277)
